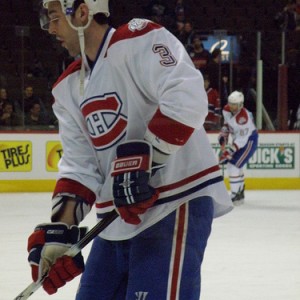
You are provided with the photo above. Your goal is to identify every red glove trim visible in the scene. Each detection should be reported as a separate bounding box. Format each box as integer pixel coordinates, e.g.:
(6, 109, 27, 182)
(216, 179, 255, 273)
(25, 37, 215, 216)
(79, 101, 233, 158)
(117, 190, 159, 225)
(27, 230, 45, 252)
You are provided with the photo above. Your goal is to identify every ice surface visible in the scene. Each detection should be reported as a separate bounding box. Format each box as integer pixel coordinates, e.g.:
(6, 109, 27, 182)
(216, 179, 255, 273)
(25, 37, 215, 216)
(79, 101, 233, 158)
(1, 191, 299, 300)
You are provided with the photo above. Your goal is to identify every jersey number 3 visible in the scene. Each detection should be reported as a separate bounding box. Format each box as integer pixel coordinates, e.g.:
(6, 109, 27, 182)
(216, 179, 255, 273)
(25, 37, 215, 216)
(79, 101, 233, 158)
(152, 44, 177, 67)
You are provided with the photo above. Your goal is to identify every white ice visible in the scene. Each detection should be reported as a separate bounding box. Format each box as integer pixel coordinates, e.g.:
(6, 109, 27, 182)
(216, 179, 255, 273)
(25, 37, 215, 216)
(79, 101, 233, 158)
(0, 191, 299, 300)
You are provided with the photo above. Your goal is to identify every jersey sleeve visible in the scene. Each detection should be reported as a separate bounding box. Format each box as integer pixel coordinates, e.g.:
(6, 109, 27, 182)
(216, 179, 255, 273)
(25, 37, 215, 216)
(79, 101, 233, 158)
(108, 19, 208, 144)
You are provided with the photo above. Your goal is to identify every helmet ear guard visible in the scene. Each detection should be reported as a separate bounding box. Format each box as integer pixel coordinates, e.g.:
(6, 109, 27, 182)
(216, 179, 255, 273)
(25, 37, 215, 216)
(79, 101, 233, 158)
(85, 0, 110, 17)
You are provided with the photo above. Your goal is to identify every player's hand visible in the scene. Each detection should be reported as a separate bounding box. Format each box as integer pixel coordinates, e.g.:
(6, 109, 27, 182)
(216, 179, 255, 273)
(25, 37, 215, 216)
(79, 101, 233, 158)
(218, 126, 229, 147)
(219, 145, 237, 164)
(111, 140, 159, 225)
(27, 223, 87, 294)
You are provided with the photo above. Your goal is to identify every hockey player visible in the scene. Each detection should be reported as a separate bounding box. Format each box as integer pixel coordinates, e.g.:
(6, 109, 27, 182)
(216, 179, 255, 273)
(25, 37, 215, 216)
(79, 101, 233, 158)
(218, 91, 258, 206)
(26, 1, 233, 299)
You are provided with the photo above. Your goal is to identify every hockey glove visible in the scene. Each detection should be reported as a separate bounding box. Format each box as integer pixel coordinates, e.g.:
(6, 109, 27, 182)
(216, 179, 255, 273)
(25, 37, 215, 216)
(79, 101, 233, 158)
(218, 125, 229, 147)
(219, 144, 237, 164)
(111, 140, 159, 225)
(27, 223, 87, 295)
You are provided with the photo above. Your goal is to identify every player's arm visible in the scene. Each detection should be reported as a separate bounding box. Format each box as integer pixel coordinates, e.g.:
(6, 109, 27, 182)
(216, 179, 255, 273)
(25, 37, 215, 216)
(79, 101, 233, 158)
(52, 197, 77, 225)
(110, 112, 195, 225)
(27, 102, 99, 294)
(145, 108, 194, 167)
(122, 21, 208, 130)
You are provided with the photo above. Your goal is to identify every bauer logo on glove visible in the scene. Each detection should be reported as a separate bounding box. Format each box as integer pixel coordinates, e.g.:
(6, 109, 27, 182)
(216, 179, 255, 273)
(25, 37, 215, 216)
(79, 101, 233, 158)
(112, 155, 150, 175)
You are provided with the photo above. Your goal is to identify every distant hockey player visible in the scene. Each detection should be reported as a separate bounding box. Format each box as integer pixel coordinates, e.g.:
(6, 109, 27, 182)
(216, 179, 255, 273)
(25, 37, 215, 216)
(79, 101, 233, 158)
(25, 0, 233, 299)
(218, 91, 258, 205)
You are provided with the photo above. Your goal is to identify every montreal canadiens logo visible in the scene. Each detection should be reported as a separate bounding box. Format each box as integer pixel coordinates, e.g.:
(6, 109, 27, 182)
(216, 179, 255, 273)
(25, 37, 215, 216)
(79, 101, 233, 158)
(128, 18, 148, 32)
(81, 93, 127, 150)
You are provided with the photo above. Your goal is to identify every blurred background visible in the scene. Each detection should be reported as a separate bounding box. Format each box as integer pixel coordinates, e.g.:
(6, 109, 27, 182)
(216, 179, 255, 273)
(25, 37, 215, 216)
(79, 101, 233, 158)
(0, 0, 299, 131)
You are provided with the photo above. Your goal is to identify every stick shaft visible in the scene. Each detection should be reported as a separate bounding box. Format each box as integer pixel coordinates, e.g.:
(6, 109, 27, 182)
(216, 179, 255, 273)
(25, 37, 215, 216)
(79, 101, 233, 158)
(14, 210, 118, 300)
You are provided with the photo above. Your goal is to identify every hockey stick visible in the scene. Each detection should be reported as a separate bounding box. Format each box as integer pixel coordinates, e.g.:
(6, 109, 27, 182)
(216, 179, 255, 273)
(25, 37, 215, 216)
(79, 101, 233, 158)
(219, 144, 226, 177)
(14, 209, 118, 300)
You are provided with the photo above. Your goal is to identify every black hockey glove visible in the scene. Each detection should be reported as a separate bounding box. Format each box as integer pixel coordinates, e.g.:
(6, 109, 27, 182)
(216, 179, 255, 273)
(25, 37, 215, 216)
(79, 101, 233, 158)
(111, 140, 159, 225)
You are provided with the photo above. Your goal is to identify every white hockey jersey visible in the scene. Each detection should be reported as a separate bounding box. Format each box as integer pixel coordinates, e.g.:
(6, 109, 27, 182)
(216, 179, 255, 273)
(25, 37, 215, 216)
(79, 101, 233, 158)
(51, 19, 233, 240)
(222, 104, 258, 150)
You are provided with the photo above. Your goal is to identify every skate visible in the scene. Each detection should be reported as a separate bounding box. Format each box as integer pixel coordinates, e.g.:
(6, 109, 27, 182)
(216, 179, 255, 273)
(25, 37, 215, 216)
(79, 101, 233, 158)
(231, 186, 245, 206)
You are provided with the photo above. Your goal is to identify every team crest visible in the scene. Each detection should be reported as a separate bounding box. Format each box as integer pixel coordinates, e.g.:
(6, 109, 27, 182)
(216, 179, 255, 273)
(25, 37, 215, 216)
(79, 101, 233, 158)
(81, 93, 127, 150)
(128, 18, 148, 32)
(237, 116, 247, 125)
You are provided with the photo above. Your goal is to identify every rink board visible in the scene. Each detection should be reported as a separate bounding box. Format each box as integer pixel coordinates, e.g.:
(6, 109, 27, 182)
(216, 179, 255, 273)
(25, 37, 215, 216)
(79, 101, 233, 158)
(0, 131, 299, 192)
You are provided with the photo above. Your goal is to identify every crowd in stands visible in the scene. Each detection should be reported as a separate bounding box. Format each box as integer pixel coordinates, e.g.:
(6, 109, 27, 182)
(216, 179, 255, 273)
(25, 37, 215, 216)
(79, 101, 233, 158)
(0, 85, 57, 130)
(274, 0, 300, 31)
(0, 0, 300, 131)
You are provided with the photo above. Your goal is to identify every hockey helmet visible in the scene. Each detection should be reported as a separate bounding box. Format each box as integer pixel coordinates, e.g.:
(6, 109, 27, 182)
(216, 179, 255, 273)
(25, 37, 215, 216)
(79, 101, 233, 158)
(228, 91, 244, 112)
(42, 0, 110, 17)
(40, 0, 110, 30)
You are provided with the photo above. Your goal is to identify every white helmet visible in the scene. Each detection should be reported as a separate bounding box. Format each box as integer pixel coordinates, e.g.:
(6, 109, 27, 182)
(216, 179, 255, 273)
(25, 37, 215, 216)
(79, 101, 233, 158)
(228, 91, 244, 110)
(40, 0, 110, 31)
(42, 0, 110, 18)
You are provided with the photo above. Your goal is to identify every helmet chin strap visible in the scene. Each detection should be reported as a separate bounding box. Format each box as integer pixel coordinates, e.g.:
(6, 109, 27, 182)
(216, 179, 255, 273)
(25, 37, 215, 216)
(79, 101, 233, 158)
(66, 12, 93, 96)
(78, 27, 86, 96)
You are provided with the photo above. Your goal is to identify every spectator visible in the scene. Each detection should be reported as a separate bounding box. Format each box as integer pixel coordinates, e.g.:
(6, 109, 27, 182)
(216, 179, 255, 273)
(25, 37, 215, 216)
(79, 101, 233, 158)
(274, 0, 297, 31)
(174, 0, 186, 23)
(287, 47, 300, 129)
(0, 87, 9, 115)
(182, 20, 196, 52)
(220, 73, 230, 109)
(0, 102, 21, 128)
(205, 48, 222, 92)
(144, 0, 170, 26)
(203, 75, 221, 131)
(174, 21, 185, 43)
(15, 85, 49, 123)
(0, 74, 7, 89)
(296, 0, 300, 30)
(189, 36, 211, 73)
(31, 57, 45, 78)
(24, 102, 49, 127)
(293, 104, 300, 129)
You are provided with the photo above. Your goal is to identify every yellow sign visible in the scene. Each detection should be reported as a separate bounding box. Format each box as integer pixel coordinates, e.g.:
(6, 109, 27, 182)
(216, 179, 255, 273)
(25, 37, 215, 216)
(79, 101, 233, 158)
(0, 141, 32, 172)
(46, 141, 63, 172)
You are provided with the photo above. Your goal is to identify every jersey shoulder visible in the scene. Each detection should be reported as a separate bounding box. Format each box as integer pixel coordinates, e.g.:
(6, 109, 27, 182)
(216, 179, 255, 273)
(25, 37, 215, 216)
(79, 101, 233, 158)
(235, 108, 249, 125)
(53, 59, 81, 88)
(107, 19, 162, 49)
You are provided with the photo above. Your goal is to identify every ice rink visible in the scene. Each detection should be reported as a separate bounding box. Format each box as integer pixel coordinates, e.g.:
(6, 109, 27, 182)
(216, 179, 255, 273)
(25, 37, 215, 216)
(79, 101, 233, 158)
(1, 190, 299, 300)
